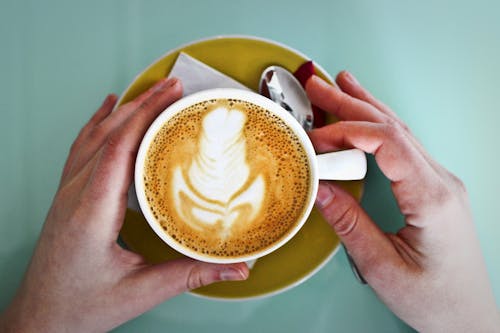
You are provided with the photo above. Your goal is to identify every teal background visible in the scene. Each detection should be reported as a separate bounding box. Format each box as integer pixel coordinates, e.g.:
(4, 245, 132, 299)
(1, 0, 499, 332)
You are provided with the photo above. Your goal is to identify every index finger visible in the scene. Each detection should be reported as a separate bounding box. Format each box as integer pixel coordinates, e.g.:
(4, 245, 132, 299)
(307, 72, 443, 181)
(84, 78, 183, 239)
(306, 75, 388, 123)
(309, 121, 444, 221)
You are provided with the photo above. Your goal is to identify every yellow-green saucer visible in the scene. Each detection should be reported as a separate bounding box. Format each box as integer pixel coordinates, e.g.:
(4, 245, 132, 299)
(118, 36, 363, 300)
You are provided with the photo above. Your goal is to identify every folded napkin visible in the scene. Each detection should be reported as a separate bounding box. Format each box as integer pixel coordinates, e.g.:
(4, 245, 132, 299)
(168, 52, 251, 95)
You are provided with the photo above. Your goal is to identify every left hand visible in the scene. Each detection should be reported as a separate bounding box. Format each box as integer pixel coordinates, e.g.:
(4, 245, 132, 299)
(0, 78, 249, 333)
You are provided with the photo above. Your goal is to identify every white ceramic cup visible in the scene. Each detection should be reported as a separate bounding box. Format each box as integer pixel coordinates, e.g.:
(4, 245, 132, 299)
(135, 88, 366, 264)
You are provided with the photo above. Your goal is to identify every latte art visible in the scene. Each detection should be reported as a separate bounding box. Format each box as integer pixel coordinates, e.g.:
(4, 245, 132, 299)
(172, 107, 265, 237)
(144, 98, 311, 259)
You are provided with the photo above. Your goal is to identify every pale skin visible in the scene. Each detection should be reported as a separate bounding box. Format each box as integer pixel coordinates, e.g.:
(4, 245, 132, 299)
(307, 72, 500, 332)
(0, 78, 249, 333)
(0, 72, 499, 332)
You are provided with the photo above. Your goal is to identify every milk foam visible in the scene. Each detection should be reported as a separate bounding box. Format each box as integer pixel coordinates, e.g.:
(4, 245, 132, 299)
(144, 98, 311, 258)
(172, 107, 265, 237)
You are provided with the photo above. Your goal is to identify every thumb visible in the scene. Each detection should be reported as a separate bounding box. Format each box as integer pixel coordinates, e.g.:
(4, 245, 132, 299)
(120, 258, 248, 312)
(315, 182, 401, 282)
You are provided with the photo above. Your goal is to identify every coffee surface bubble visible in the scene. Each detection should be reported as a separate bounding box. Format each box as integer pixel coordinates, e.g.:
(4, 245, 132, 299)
(144, 98, 311, 259)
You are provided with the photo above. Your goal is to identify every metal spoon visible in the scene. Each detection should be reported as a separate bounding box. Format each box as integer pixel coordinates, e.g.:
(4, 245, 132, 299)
(259, 65, 314, 131)
(259, 65, 367, 285)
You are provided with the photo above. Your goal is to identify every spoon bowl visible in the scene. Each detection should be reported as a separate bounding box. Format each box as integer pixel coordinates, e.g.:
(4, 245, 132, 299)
(259, 65, 314, 131)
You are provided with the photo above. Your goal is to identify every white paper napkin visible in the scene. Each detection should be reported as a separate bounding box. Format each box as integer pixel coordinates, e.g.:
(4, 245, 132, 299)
(167, 52, 251, 96)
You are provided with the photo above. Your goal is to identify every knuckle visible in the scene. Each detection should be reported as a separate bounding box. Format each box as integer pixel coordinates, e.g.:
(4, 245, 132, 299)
(103, 132, 123, 156)
(336, 93, 350, 114)
(136, 93, 158, 112)
(138, 99, 152, 112)
(332, 205, 360, 237)
(426, 169, 469, 209)
(398, 121, 411, 133)
(425, 179, 461, 212)
(450, 173, 467, 195)
(436, 173, 469, 209)
(357, 88, 371, 102)
(380, 122, 396, 141)
(69, 123, 94, 154)
(384, 115, 410, 133)
(332, 121, 350, 147)
(186, 266, 207, 290)
(382, 122, 405, 143)
(88, 124, 107, 142)
(68, 138, 81, 156)
(385, 118, 400, 133)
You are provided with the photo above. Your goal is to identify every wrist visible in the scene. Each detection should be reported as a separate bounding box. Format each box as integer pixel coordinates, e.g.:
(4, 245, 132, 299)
(0, 293, 62, 333)
(415, 309, 500, 333)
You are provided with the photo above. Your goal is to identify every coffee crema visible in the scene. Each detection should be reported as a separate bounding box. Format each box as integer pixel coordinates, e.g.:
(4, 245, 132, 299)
(144, 98, 311, 259)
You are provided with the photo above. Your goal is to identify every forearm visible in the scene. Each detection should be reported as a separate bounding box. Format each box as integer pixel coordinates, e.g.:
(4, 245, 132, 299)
(0, 301, 33, 333)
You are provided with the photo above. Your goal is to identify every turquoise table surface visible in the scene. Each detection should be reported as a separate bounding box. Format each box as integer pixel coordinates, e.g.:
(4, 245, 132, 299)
(1, 0, 499, 332)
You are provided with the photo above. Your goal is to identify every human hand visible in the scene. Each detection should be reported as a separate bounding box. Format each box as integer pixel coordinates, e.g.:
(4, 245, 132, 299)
(306, 72, 500, 332)
(0, 78, 249, 333)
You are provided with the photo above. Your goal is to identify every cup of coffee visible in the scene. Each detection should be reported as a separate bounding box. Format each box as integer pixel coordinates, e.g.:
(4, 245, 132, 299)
(135, 88, 366, 264)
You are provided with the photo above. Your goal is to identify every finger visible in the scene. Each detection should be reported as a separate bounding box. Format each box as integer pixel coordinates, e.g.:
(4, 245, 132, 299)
(305, 75, 388, 123)
(67, 78, 177, 182)
(108, 259, 248, 324)
(315, 182, 406, 284)
(86, 78, 178, 147)
(309, 121, 447, 220)
(60, 94, 117, 186)
(135, 259, 247, 302)
(335, 71, 401, 122)
(84, 78, 182, 237)
(332, 71, 445, 181)
(310, 121, 424, 180)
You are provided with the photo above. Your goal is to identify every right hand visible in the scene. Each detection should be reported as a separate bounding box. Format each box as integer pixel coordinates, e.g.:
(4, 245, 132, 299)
(306, 72, 500, 332)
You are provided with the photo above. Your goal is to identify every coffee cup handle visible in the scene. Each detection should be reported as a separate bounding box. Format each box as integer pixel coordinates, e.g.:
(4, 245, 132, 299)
(316, 149, 367, 180)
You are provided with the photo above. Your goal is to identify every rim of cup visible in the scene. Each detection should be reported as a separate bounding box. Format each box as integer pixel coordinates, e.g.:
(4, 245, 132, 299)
(135, 88, 319, 264)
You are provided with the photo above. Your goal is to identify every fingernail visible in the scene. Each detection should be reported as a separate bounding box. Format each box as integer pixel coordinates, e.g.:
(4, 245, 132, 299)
(102, 94, 113, 105)
(166, 77, 179, 87)
(316, 182, 335, 209)
(154, 77, 178, 91)
(220, 267, 246, 281)
(343, 71, 359, 85)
